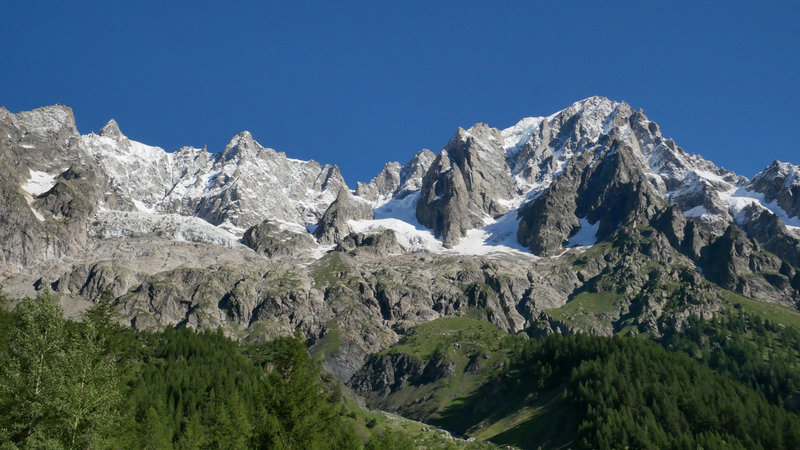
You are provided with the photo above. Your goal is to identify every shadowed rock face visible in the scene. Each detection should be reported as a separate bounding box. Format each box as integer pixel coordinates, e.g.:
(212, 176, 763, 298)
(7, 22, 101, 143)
(740, 205, 800, 270)
(0, 106, 109, 269)
(416, 124, 516, 247)
(652, 205, 709, 261)
(348, 353, 424, 401)
(517, 136, 664, 256)
(313, 189, 374, 244)
(699, 224, 798, 303)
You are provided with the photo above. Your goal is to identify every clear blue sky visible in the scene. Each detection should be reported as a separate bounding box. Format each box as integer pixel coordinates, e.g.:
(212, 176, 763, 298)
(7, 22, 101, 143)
(1, 1, 798, 186)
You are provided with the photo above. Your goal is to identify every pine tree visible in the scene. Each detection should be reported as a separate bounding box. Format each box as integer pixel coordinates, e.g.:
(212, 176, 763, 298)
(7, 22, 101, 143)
(255, 335, 358, 449)
(60, 320, 121, 448)
(176, 414, 208, 449)
(141, 406, 173, 449)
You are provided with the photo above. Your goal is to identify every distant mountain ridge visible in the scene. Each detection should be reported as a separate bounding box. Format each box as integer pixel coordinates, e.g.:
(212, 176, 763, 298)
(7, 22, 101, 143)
(3, 97, 797, 265)
(2, 97, 800, 384)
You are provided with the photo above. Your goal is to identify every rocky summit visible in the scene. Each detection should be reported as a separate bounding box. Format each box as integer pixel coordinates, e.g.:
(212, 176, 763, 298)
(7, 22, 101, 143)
(2, 96, 800, 384)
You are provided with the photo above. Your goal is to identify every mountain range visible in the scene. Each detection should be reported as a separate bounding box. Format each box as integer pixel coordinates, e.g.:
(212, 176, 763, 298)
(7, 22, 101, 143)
(2, 96, 800, 386)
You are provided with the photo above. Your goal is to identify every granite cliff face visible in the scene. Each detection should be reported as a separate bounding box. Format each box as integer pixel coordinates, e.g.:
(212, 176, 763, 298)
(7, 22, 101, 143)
(416, 124, 517, 247)
(313, 189, 374, 244)
(750, 160, 800, 219)
(2, 97, 800, 386)
(355, 149, 436, 204)
(83, 120, 348, 230)
(0, 106, 109, 270)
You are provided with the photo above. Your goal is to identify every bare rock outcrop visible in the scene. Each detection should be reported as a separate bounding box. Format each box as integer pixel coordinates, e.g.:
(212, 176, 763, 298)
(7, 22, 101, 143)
(416, 124, 516, 247)
(243, 220, 316, 257)
(314, 189, 374, 244)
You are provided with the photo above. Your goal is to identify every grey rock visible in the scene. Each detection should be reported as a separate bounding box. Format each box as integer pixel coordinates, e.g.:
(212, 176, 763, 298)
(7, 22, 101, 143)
(506, 97, 747, 236)
(314, 189, 374, 244)
(243, 219, 316, 257)
(416, 124, 516, 247)
(84, 124, 349, 229)
(740, 205, 800, 269)
(0, 106, 107, 270)
(750, 160, 800, 219)
(349, 353, 424, 401)
(355, 162, 402, 202)
(700, 224, 797, 303)
(334, 230, 404, 257)
(517, 137, 664, 256)
(356, 149, 436, 202)
(4, 99, 800, 395)
(652, 205, 709, 261)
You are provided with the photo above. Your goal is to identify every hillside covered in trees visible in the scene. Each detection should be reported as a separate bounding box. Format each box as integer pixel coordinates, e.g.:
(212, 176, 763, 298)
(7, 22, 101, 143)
(2, 291, 800, 449)
(0, 292, 486, 449)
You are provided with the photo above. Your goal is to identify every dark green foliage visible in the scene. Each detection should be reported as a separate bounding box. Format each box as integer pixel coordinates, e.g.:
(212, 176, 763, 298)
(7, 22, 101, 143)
(118, 328, 358, 448)
(564, 336, 800, 449)
(662, 308, 800, 414)
(4, 284, 800, 449)
(441, 334, 800, 449)
(0, 292, 121, 449)
(0, 290, 359, 449)
(118, 327, 262, 447)
(0, 287, 14, 346)
(252, 334, 359, 449)
(364, 429, 416, 450)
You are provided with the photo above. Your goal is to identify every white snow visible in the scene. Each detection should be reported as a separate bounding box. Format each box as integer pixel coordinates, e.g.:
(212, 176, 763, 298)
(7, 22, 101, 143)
(12, 106, 74, 137)
(16, 97, 800, 261)
(22, 170, 59, 196)
(565, 218, 599, 248)
(451, 210, 531, 255)
(132, 199, 155, 213)
(29, 208, 46, 222)
(348, 192, 534, 257)
(20, 169, 61, 222)
(271, 219, 310, 235)
(217, 221, 248, 237)
(683, 205, 709, 218)
(692, 168, 727, 184)
(718, 187, 800, 228)
(350, 192, 442, 253)
(81, 125, 346, 230)
(501, 116, 545, 157)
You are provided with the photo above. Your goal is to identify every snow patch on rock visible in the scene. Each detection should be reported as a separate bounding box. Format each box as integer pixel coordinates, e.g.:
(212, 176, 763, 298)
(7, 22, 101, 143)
(22, 169, 59, 196)
(350, 192, 533, 257)
(565, 218, 599, 248)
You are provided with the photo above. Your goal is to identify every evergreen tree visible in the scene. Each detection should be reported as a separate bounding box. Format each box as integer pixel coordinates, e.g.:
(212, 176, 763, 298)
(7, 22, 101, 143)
(60, 321, 121, 448)
(254, 334, 358, 449)
(141, 406, 173, 449)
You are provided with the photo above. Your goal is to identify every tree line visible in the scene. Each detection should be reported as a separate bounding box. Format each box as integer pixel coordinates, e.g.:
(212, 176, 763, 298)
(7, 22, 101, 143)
(0, 291, 361, 449)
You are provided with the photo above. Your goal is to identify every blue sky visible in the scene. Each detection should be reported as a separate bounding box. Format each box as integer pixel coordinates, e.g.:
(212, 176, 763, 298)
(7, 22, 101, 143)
(1, 1, 798, 186)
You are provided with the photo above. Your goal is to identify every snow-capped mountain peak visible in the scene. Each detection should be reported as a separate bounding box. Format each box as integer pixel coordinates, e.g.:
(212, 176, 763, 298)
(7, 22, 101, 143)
(3, 99, 798, 268)
(99, 119, 125, 140)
